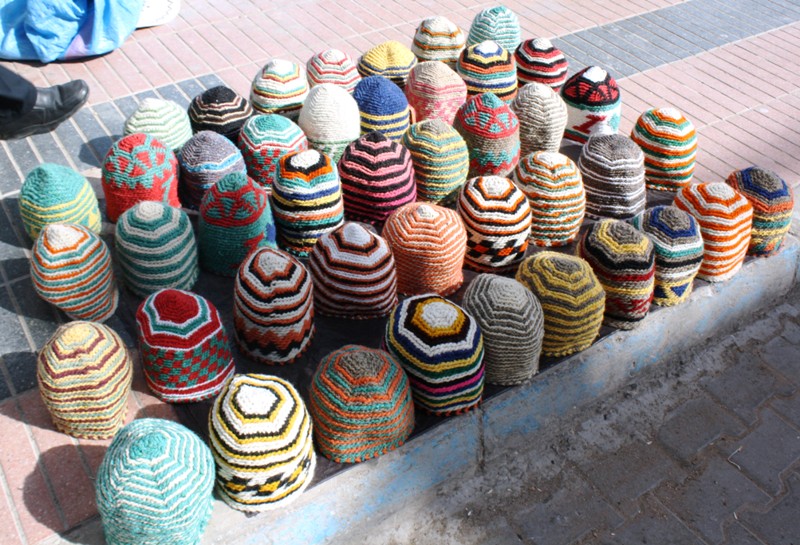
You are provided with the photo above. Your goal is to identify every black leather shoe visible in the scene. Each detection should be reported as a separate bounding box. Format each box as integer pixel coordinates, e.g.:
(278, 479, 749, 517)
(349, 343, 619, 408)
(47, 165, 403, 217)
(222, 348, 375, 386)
(0, 79, 90, 140)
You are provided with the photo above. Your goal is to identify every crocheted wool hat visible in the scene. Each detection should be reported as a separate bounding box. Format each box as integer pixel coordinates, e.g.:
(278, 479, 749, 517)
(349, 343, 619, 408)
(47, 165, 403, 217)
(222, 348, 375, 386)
(208, 374, 316, 512)
(179, 130, 247, 209)
(467, 5, 521, 52)
(19, 163, 101, 240)
(353, 76, 411, 141)
(382, 203, 467, 296)
(515, 252, 605, 357)
(462, 274, 544, 385)
(233, 247, 315, 365)
(631, 205, 703, 306)
(513, 151, 585, 247)
(250, 59, 309, 120)
(510, 82, 568, 156)
(457, 40, 518, 103)
(402, 119, 469, 204)
(198, 172, 275, 277)
(37, 322, 131, 439)
(115, 202, 199, 297)
(404, 61, 467, 125)
(673, 182, 753, 282)
(630, 107, 697, 192)
(578, 219, 655, 329)
(726, 166, 794, 257)
(411, 16, 466, 67)
(238, 114, 309, 191)
(188, 85, 253, 142)
(457, 176, 531, 273)
(96, 418, 215, 545)
(561, 66, 621, 144)
(101, 133, 180, 223)
(308, 345, 414, 463)
(515, 38, 569, 91)
(453, 92, 520, 178)
(308, 222, 398, 319)
(307, 49, 362, 93)
(31, 224, 118, 322)
(357, 41, 418, 89)
(124, 98, 193, 151)
(297, 83, 361, 163)
(385, 295, 484, 415)
(579, 134, 646, 220)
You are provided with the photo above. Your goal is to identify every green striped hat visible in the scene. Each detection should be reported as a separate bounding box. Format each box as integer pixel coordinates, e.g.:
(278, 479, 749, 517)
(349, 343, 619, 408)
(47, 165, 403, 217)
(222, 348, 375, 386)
(124, 97, 193, 152)
(402, 119, 469, 204)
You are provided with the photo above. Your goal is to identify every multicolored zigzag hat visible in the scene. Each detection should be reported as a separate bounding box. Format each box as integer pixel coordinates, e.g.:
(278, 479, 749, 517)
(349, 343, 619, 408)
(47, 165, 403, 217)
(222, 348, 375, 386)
(179, 130, 247, 209)
(402, 118, 469, 204)
(515, 38, 568, 91)
(561, 66, 621, 144)
(453, 92, 520, 178)
(307, 49, 362, 93)
(630, 107, 697, 192)
(238, 114, 309, 191)
(250, 59, 309, 120)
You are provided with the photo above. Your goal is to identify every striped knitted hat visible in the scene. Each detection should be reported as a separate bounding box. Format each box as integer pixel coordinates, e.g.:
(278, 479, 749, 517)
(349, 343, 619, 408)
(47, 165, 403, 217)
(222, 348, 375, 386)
(101, 133, 180, 223)
(96, 418, 215, 545)
(179, 130, 247, 209)
(561, 66, 621, 144)
(357, 41, 418, 89)
(579, 134, 646, 220)
(513, 151, 585, 247)
(307, 49, 362, 93)
(233, 247, 315, 365)
(124, 98, 193, 151)
(453, 92, 521, 178)
(297, 83, 361, 163)
(208, 374, 316, 512)
(188, 85, 253, 142)
(308, 222, 398, 319)
(457, 176, 531, 273)
(631, 205, 703, 306)
(402, 119, 469, 204)
(630, 107, 697, 192)
(309, 345, 414, 462)
(250, 59, 309, 120)
(382, 203, 467, 296)
(578, 219, 655, 329)
(37, 321, 131, 439)
(404, 61, 467, 125)
(411, 16, 466, 67)
(467, 5, 521, 53)
(457, 40, 518, 103)
(726, 166, 793, 257)
(385, 295, 484, 415)
(462, 274, 544, 385)
(198, 172, 276, 277)
(515, 38, 569, 91)
(353, 76, 411, 142)
(19, 163, 101, 240)
(238, 114, 309, 191)
(31, 224, 118, 322)
(510, 82, 568, 156)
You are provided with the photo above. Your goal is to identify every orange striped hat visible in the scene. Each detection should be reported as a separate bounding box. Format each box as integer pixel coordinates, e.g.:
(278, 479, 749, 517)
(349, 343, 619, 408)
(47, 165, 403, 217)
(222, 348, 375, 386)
(630, 107, 697, 192)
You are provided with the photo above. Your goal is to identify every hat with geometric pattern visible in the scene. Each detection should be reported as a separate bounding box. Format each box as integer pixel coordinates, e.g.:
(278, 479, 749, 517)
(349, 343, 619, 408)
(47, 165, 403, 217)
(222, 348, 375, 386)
(238, 114, 309, 192)
(404, 61, 467, 125)
(457, 40, 518, 103)
(453, 92, 520, 178)
(561, 66, 621, 144)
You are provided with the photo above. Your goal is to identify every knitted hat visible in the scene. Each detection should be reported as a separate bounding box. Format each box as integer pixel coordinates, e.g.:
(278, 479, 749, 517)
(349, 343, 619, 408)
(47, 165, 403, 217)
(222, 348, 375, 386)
(272, 149, 345, 258)
(19, 163, 101, 240)
(579, 134, 646, 220)
(233, 247, 315, 365)
(402, 119, 469, 204)
(198, 172, 275, 276)
(238, 114, 309, 191)
(457, 40, 518, 103)
(384, 295, 484, 415)
(31, 224, 118, 322)
(404, 61, 467, 125)
(179, 130, 247, 209)
(382, 203, 467, 296)
(467, 6, 521, 52)
(188, 85, 253, 142)
(208, 374, 316, 512)
(101, 133, 180, 223)
(457, 176, 531, 273)
(631, 205, 703, 306)
(250, 59, 309, 120)
(297, 84, 361, 163)
(115, 202, 199, 297)
(515, 38, 569, 90)
(307, 49, 361, 93)
(726, 166, 793, 257)
(353, 76, 411, 142)
(124, 98, 193, 151)
(630, 107, 697, 192)
(37, 321, 131, 439)
(510, 82, 568, 156)
(673, 182, 753, 282)
(513, 151, 585, 247)
(308, 345, 414, 462)
(338, 131, 416, 226)
(357, 41, 418, 89)
(308, 222, 398, 319)
(96, 418, 215, 545)
(561, 66, 621, 144)
(453, 92, 520, 178)
(462, 274, 544, 385)
(411, 16, 466, 67)
(578, 219, 655, 329)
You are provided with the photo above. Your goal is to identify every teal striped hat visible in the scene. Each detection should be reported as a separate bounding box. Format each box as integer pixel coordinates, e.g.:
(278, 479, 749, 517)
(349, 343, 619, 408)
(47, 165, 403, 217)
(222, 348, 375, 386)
(466, 6, 521, 52)
(124, 98, 193, 152)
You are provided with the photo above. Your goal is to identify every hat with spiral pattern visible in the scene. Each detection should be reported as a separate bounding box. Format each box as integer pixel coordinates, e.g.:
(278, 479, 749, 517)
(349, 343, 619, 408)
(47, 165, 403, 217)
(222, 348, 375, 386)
(454, 92, 520, 178)
(467, 6, 521, 52)
(510, 82, 567, 156)
(457, 40, 518, 103)
(630, 107, 697, 192)
(357, 41, 418, 89)
(579, 134, 646, 220)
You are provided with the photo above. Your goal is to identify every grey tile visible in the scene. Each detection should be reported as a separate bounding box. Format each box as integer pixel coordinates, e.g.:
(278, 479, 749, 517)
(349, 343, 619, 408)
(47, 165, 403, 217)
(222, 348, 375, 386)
(135, 90, 159, 102)
(114, 96, 140, 119)
(157, 84, 191, 109)
(177, 78, 206, 103)
(584, 27, 664, 70)
(550, 38, 601, 76)
(644, 10, 718, 51)
(13, 276, 63, 349)
(708, 0, 783, 34)
(0, 368, 11, 401)
(92, 102, 126, 140)
(6, 138, 39, 181)
(28, 131, 70, 168)
(635, 14, 705, 56)
(593, 500, 704, 545)
(558, 33, 639, 78)
(0, 284, 32, 355)
(0, 143, 22, 195)
(681, 0, 753, 42)
(604, 21, 683, 65)
(72, 109, 110, 167)
(0, 199, 30, 282)
(658, 396, 747, 461)
(3, 351, 37, 394)
(197, 73, 224, 90)
(748, 0, 800, 18)
(739, 473, 800, 544)
(54, 118, 96, 173)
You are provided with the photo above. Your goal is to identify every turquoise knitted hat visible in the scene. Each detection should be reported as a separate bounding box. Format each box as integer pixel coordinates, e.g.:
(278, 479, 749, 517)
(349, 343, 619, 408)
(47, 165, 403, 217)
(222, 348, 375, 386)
(467, 6, 521, 52)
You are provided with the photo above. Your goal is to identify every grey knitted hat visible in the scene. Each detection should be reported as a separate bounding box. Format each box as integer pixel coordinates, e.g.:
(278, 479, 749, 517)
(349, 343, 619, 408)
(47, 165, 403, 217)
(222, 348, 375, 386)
(510, 82, 567, 156)
(578, 134, 646, 220)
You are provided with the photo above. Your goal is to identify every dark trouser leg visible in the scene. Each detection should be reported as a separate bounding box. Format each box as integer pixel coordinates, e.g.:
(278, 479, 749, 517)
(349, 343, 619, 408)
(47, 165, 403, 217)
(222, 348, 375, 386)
(0, 65, 37, 116)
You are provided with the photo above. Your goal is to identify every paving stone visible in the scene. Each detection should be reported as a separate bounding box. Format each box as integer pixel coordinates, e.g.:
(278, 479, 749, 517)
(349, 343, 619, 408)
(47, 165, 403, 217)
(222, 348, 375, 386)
(0, 285, 32, 356)
(585, 27, 663, 70)
(0, 143, 22, 195)
(759, 335, 800, 386)
(669, 2, 734, 47)
(558, 33, 638, 78)
(591, 497, 704, 545)
(197, 73, 225, 90)
(0, 366, 11, 401)
(550, 38, 600, 76)
(53, 118, 96, 173)
(157, 84, 191, 109)
(780, 320, 800, 345)
(632, 14, 704, 57)
(643, 10, 717, 51)
(2, 351, 37, 395)
(12, 276, 62, 350)
(177, 78, 206, 102)
(739, 473, 800, 544)
(28, 132, 69, 169)
(603, 21, 682, 65)
(770, 392, 800, 429)
(92, 102, 126, 140)
(114, 96, 140, 119)
(6, 138, 39, 182)
(720, 522, 768, 545)
(0, 200, 30, 283)
(658, 396, 747, 462)
(72, 108, 112, 166)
